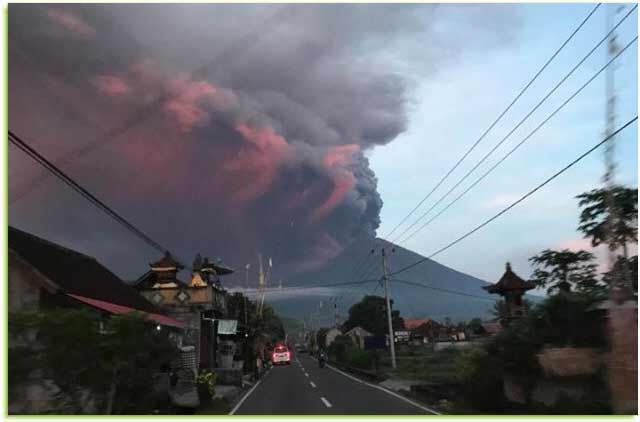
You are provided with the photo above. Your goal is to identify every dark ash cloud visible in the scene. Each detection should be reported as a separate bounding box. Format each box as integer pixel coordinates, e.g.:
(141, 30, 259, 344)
(8, 3, 520, 282)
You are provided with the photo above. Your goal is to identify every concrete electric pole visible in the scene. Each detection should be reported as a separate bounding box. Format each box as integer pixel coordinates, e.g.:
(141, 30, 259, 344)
(381, 248, 397, 370)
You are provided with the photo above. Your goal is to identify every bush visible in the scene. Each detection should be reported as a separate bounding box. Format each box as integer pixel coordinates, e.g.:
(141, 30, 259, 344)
(457, 348, 506, 412)
(196, 371, 217, 406)
(345, 349, 376, 370)
(327, 335, 354, 363)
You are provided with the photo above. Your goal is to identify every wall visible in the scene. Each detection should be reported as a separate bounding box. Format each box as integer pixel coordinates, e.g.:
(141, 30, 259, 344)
(8, 251, 47, 313)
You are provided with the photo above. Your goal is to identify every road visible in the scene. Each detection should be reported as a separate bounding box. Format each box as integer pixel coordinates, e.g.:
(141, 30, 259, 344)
(231, 353, 438, 415)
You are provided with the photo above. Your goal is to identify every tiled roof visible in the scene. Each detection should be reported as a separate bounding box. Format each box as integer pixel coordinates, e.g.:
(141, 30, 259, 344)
(404, 319, 432, 330)
(9, 226, 158, 313)
(483, 262, 535, 294)
(150, 252, 184, 270)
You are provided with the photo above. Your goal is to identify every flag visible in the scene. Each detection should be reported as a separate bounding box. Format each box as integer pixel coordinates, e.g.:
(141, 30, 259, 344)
(269, 258, 273, 267)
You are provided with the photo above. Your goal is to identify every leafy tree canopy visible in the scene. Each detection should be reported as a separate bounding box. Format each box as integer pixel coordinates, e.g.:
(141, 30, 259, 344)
(342, 295, 404, 337)
(529, 249, 602, 295)
(576, 186, 637, 250)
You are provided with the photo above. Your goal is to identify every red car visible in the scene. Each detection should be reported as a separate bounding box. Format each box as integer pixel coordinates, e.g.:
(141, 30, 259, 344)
(271, 344, 291, 365)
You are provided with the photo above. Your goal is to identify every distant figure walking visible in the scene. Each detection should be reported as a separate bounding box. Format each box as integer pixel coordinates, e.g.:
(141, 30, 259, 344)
(254, 354, 262, 381)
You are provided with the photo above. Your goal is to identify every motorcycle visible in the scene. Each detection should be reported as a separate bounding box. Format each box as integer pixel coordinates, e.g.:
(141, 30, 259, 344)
(318, 352, 327, 368)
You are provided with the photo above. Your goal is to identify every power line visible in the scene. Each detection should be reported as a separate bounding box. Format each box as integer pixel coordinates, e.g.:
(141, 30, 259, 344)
(389, 115, 638, 278)
(9, 6, 291, 205)
(237, 277, 382, 295)
(383, 3, 602, 241)
(400, 34, 638, 243)
(8, 130, 178, 260)
(392, 5, 637, 244)
(390, 278, 498, 303)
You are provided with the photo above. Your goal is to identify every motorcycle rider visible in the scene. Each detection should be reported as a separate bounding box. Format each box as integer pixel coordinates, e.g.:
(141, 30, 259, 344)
(318, 348, 327, 368)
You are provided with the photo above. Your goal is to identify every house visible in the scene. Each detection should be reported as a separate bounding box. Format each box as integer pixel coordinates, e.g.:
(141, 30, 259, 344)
(345, 326, 372, 349)
(8, 226, 184, 414)
(324, 328, 342, 348)
(478, 322, 503, 337)
(8, 226, 183, 328)
(133, 252, 234, 375)
(405, 319, 446, 344)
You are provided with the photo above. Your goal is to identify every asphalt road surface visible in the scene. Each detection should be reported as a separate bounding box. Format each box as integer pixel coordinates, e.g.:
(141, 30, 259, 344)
(231, 353, 438, 415)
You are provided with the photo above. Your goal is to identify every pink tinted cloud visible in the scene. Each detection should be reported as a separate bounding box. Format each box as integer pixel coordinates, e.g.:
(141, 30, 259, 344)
(223, 123, 291, 206)
(93, 75, 130, 97)
(310, 172, 356, 223)
(323, 144, 360, 168)
(47, 9, 96, 38)
(554, 238, 638, 272)
(163, 79, 238, 132)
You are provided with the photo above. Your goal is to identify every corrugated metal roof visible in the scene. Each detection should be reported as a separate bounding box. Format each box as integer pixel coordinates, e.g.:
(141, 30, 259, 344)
(68, 294, 185, 329)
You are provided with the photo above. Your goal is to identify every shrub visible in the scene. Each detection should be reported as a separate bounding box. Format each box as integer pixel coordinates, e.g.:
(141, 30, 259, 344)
(327, 335, 354, 363)
(457, 348, 505, 412)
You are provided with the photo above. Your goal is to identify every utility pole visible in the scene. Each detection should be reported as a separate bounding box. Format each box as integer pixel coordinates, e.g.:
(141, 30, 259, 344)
(381, 248, 397, 369)
(244, 264, 250, 326)
(603, 5, 636, 414)
(334, 297, 339, 328)
(257, 254, 266, 318)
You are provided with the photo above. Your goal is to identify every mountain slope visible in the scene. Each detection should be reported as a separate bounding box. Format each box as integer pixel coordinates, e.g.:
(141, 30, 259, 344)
(267, 238, 520, 323)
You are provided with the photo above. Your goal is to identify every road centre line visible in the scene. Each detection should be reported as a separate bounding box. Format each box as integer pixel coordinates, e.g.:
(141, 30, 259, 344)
(320, 397, 332, 408)
(310, 381, 316, 388)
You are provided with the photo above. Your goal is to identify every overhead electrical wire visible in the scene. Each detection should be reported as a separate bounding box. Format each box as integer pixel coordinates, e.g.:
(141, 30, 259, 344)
(383, 3, 603, 242)
(388, 115, 638, 278)
(9, 6, 292, 205)
(392, 5, 637, 244)
(391, 278, 498, 303)
(8, 130, 179, 260)
(399, 34, 639, 243)
(351, 4, 606, 281)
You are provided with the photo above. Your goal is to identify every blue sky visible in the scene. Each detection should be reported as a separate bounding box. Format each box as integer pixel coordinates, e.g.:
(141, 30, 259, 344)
(369, 3, 638, 286)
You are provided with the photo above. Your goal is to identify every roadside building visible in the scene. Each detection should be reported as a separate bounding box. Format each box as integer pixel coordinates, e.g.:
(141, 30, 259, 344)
(324, 327, 342, 348)
(8, 226, 182, 327)
(344, 326, 372, 349)
(133, 252, 234, 372)
(8, 226, 184, 414)
(405, 319, 445, 344)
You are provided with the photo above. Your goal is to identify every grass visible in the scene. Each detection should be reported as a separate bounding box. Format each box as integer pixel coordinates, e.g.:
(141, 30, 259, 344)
(378, 345, 466, 383)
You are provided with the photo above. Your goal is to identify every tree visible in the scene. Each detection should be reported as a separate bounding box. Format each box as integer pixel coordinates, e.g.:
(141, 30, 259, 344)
(576, 186, 637, 253)
(603, 255, 638, 293)
(342, 295, 404, 337)
(529, 249, 601, 295)
(9, 309, 178, 414)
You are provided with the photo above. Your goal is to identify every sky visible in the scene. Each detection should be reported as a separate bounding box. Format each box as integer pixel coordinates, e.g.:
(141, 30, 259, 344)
(7, 4, 638, 292)
(369, 3, 638, 286)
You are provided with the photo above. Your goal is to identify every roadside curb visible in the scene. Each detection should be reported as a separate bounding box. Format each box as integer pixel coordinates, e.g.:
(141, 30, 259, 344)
(324, 362, 442, 415)
(228, 367, 271, 415)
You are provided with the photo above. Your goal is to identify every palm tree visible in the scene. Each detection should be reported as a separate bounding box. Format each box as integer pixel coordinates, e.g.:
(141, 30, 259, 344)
(576, 186, 637, 291)
(576, 186, 637, 255)
(529, 249, 600, 295)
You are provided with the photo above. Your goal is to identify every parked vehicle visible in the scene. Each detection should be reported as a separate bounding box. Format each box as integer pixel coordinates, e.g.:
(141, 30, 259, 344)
(271, 344, 292, 365)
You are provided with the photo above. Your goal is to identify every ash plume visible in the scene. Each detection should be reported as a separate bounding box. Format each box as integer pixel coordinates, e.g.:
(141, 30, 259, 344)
(8, 4, 519, 280)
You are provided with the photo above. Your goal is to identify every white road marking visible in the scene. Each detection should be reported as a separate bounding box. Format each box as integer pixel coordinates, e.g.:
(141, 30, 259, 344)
(229, 368, 271, 415)
(310, 381, 316, 388)
(325, 364, 441, 415)
(304, 373, 309, 377)
(320, 397, 332, 408)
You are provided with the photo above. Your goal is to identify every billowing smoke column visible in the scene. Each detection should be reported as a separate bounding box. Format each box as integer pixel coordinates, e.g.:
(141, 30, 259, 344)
(8, 4, 518, 278)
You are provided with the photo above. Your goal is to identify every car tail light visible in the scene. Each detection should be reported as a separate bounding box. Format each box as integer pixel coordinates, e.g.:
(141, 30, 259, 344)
(286, 352, 290, 359)
(272, 353, 276, 360)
